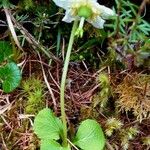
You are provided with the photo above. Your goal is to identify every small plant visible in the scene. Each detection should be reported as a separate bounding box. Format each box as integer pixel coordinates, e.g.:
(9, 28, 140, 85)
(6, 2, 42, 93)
(105, 117, 123, 137)
(107, 0, 150, 41)
(99, 73, 111, 108)
(142, 136, 150, 147)
(33, 0, 115, 149)
(120, 126, 139, 150)
(0, 41, 22, 93)
(105, 0, 150, 68)
(105, 120, 139, 150)
(93, 73, 112, 110)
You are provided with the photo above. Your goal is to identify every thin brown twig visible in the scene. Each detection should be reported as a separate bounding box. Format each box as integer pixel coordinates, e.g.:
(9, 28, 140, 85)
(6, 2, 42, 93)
(37, 52, 57, 111)
(106, 141, 115, 150)
(48, 70, 60, 90)
(1, 134, 9, 150)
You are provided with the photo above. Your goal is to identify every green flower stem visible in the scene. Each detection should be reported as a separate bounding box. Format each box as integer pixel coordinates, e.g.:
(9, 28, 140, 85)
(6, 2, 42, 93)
(75, 17, 85, 37)
(60, 19, 78, 146)
(79, 17, 85, 29)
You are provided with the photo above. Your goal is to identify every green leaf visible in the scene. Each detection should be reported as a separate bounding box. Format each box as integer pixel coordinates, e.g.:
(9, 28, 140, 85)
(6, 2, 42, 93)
(73, 119, 105, 150)
(1, 0, 15, 8)
(0, 62, 21, 93)
(41, 140, 70, 150)
(33, 108, 63, 140)
(0, 41, 12, 63)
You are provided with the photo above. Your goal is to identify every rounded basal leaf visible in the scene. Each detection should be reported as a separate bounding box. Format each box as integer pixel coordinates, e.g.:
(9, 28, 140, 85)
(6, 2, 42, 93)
(33, 108, 63, 141)
(73, 119, 105, 150)
(0, 41, 12, 63)
(41, 140, 70, 150)
(0, 62, 21, 93)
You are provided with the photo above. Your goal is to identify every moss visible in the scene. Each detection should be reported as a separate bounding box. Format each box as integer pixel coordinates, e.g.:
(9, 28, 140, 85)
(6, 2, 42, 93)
(115, 73, 150, 122)
(22, 76, 45, 114)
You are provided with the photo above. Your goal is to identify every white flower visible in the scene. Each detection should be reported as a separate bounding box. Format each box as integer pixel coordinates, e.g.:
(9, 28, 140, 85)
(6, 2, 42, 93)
(53, 0, 115, 29)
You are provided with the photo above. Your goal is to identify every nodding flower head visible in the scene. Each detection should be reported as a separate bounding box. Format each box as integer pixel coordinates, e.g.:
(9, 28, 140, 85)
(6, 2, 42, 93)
(53, 0, 115, 29)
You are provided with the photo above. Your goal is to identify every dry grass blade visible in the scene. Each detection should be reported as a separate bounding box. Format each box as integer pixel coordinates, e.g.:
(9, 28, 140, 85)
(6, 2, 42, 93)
(37, 52, 57, 111)
(0, 94, 12, 115)
(3, 8, 22, 51)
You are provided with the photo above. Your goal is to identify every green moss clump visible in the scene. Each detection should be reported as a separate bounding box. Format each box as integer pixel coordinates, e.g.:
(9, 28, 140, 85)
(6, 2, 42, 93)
(22, 76, 45, 114)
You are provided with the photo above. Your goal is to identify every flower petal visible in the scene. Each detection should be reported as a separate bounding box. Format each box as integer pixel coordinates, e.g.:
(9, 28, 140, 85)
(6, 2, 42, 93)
(53, 0, 75, 10)
(62, 9, 76, 23)
(90, 0, 97, 1)
(98, 5, 115, 19)
(87, 16, 105, 29)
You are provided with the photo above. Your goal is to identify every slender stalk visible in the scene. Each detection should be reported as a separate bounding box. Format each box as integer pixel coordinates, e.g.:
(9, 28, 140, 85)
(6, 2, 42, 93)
(60, 20, 78, 146)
